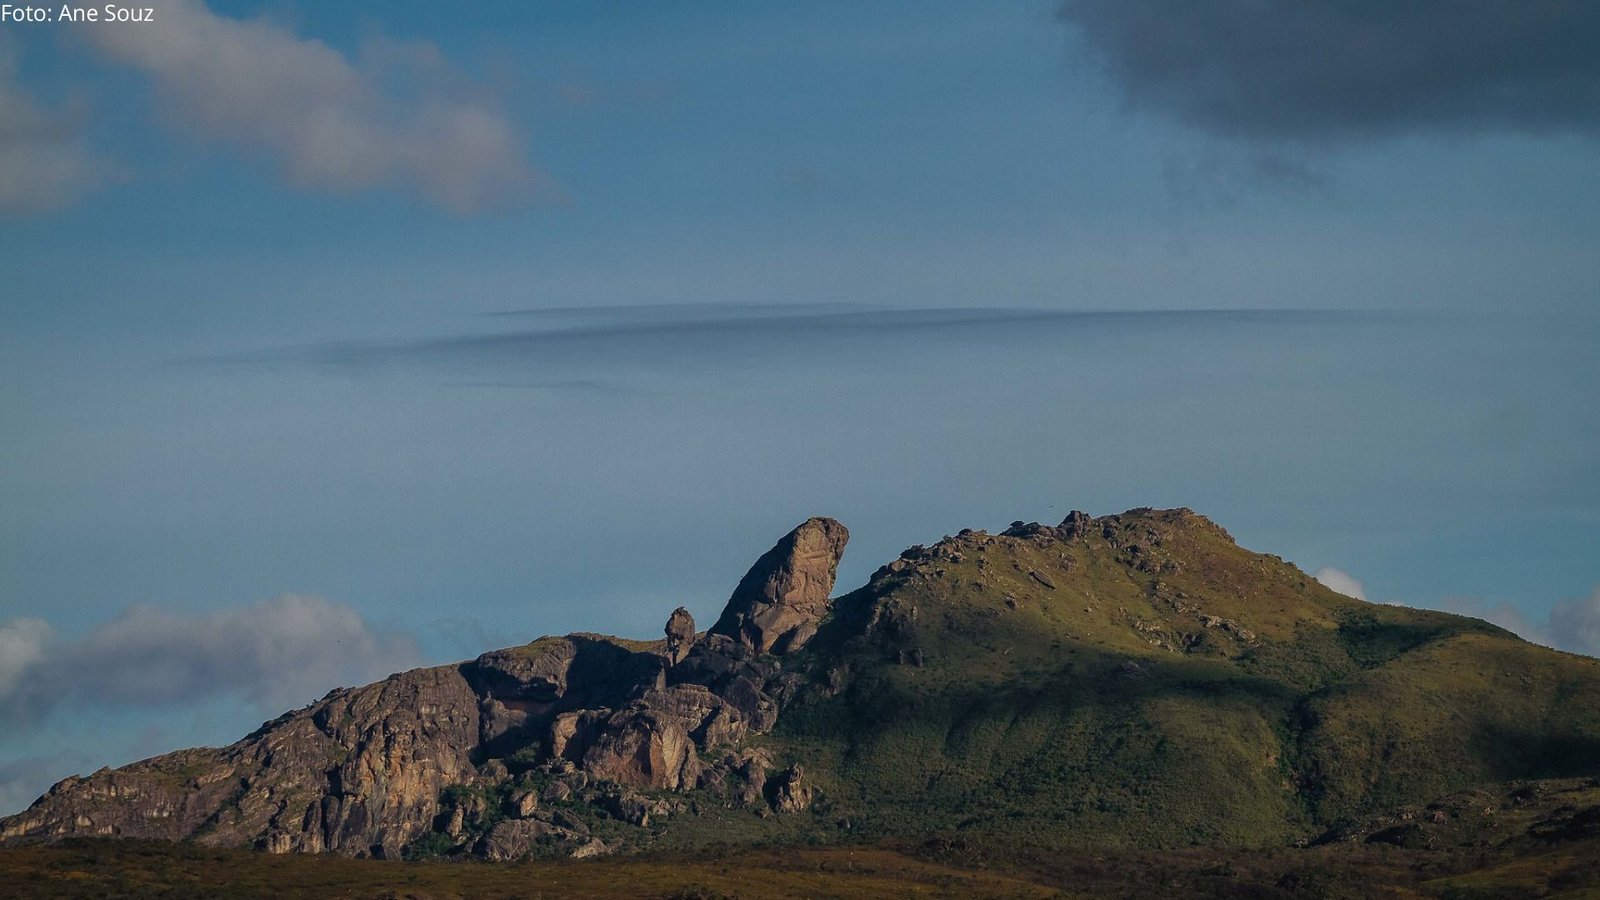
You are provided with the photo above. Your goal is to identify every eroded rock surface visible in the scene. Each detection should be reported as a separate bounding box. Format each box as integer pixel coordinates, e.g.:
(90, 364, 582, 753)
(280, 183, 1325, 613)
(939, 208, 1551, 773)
(665, 607, 696, 664)
(770, 764, 813, 814)
(0, 518, 863, 857)
(574, 706, 701, 791)
(710, 517, 850, 654)
(1, 665, 482, 857)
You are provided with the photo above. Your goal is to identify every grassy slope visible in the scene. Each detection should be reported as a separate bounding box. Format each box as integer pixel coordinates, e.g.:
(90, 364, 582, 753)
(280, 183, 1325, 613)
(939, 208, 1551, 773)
(740, 509, 1600, 850)
(8, 822, 1599, 900)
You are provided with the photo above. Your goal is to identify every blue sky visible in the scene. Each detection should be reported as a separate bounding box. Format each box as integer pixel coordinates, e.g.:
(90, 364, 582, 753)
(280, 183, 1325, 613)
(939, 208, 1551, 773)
(1, 0, 1598, 812)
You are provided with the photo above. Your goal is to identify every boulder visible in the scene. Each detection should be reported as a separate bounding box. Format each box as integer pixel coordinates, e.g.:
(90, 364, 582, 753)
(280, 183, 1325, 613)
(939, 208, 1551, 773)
(604, 792, 656, 827)
(711, 517, 850, 654)
(476, 818, 569, 861)
(1057, 510, 1095, 539)
(665, 607, 697, 663)
(715, 675, 779, 733)
(639, 684, 748, 748)
(579, 708, 701, 790)
(444, 806, 465, 838)
(731, 749, 772, 807)
(549, 709, 609, 760)
(512, 789, 539, 819)
(550, 809, 590, 835)
(471, 638, 578, 703)
(770, 764, 813, 814)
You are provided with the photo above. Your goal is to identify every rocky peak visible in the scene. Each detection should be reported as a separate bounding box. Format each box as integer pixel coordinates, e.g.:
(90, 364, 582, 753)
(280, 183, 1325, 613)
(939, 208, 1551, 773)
(710, 516, 849, 654)
(1057, 509, 1095, 539)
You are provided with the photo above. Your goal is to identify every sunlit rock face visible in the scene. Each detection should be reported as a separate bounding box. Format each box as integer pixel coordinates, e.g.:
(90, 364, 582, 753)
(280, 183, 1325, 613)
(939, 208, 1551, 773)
(710, 517, 850, 654)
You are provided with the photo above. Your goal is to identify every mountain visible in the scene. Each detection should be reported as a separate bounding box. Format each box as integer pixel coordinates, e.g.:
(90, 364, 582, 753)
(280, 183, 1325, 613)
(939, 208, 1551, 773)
(4, 508, 1599, 865)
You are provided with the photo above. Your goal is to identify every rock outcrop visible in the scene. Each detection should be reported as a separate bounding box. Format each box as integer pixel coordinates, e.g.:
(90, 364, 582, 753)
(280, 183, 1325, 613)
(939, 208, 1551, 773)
(478, 818, 572, 861)
(0, 517, 850, 858)
(0, 665, 482, 857)
(710, 516, 849, 654)
(769, 763, 813, 814)
(639, 684, 748, 748)
(665, 607, 696, 664)
(571, 706, 701, 791)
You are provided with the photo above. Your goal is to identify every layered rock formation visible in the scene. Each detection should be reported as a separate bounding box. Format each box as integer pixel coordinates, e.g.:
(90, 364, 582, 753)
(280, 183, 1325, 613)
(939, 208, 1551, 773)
(1, 665, 482, 857)
(0, 518, 842, 860)
(709, 516, 849, 654)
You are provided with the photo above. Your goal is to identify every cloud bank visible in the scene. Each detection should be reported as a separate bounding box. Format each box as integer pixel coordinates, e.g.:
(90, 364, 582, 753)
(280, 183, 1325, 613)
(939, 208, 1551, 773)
(1058, 1, 1600, 144)
(81, 0, 535, 212)
(0, 594, 420, 726)
(0, 54, 108, 214)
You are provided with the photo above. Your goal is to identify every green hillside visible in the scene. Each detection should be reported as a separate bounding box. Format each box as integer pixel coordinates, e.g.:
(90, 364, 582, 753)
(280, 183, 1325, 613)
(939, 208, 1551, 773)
(746, 508, 1600, 850)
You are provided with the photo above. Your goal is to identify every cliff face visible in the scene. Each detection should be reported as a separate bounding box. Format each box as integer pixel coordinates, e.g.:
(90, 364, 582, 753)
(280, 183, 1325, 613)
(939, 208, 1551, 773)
(2, 664, 482, 857)
(1, 516, 850, 859)
(711, 516, 849, 654)
(6, 508, 1600, 859)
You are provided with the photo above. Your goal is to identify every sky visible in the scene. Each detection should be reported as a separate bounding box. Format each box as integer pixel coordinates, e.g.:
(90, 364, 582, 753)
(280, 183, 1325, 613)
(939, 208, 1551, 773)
(1, 0, 1598, 813)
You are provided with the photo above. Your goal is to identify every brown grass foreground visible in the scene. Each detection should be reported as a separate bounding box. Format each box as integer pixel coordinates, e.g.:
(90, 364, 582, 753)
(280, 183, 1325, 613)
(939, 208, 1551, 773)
(1, 840, 1055, 900)
(6, 836, 1600, 899)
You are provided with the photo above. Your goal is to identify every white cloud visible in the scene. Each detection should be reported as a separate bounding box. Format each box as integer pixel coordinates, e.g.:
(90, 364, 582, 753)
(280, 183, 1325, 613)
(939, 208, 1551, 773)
(1547, 585, 1600, 657)
(0, 618, 51, 697)
(1436, 595, 1543, 641)
(80, 0, 536, 212)
(0, 55, 109, 214)
(1314, 566, 1367, 602)
(0, 594, 421, 725)
(1315, 564, 1600, 659)
(1434, 585, 1600, 658)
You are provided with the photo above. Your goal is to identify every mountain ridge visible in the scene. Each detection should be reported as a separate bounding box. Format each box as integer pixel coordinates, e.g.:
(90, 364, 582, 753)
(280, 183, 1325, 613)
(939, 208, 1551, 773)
(5, 507, 1597, 862)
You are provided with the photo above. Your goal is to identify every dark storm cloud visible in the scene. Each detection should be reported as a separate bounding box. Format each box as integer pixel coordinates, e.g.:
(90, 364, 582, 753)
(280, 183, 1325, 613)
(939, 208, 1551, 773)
(1057, 1, 1600, 143)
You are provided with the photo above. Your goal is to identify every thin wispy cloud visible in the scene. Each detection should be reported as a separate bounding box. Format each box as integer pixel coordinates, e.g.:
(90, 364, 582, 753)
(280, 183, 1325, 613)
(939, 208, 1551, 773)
(188, 307, 1369, 380)
(0, 51, 109, 215)
(1059, 0, 1600, 145)
(479, 301, 867, 321)
(80, 0, 537, 212)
